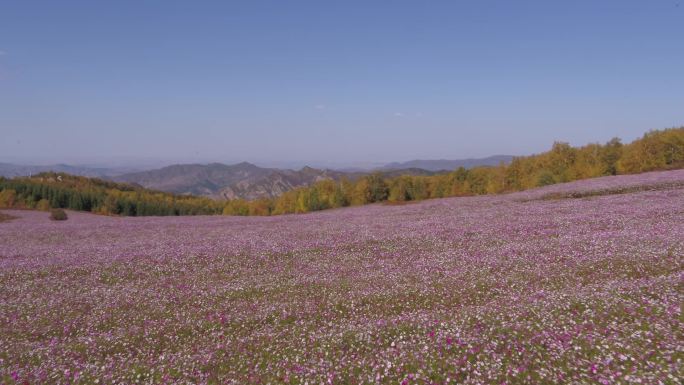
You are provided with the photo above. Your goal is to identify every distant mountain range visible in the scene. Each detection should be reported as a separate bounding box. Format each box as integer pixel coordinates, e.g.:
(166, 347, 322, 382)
(3, 155, 514, 200)
(113, 162, 349, 200)
(112, 159, 507, 200)
(381, 155, 514, 172)
(0, 163, 136, 178)
(113, 163, 439, 200)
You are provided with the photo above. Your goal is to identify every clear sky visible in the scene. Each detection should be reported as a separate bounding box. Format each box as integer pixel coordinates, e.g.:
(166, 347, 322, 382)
(1, 0, 682, 168)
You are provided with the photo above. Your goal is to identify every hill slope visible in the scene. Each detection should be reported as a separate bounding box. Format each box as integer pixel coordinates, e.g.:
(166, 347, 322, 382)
(0, 162, 131, 178)
(382, 155, 514, 171)
(114, 162, 440, 200)
(114, 162, 350, 200)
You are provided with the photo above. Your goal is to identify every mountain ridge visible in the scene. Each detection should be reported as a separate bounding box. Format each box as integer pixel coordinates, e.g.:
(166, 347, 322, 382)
(114, 162, 353, 200)
(382, 155, 514, 172)
(4, 156, 519, 201)
(0, 162, 137, 178)
(114, 162, 449, 200)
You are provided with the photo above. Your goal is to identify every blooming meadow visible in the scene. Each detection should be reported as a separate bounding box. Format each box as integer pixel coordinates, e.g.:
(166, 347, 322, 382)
(1, 170, 683, 384)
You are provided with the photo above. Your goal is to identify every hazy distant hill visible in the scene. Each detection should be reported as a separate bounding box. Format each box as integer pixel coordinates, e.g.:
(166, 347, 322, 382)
(0, 163, 133, 178)
(114, 162, 346, 200)
(382, 155, 514, 172)
(115, 162, 263, 197)
(3, 159, 500, 200)
(114, 162, 441, 200)
(217, 166, 350, 200)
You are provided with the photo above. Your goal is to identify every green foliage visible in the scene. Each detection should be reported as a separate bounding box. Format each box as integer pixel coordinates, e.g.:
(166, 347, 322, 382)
(36, 199, 51, 211)
(223, 199, 250, 216)
(600, 137, 623, 175)
(0, 172, 224, 217)
(536, 171, 556, 187)
(0, 188, 17, 208)
(365, 173, 389, 202)
(388, 176, 411, 202)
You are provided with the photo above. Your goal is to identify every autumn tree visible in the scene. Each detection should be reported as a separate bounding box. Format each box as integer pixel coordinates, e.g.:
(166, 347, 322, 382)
(600, 137, 623, 175)
(0, 189, 17, 208)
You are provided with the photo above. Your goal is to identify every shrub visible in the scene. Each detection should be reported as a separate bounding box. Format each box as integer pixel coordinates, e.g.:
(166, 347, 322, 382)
(536, 171, 556, 187)
(0, 189, 17, 208)
(50, 208, 68, 221)
(36, 199, 51, 211)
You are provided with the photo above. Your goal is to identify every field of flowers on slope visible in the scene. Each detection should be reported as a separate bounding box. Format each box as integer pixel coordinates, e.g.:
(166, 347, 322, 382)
(1, 170, 683, 384)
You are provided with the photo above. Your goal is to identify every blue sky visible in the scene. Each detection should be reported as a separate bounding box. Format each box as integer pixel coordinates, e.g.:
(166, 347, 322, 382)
(1, 0, 682, 168)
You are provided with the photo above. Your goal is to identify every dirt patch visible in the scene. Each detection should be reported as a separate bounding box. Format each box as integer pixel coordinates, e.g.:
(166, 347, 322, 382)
(0, 211, 18, 223)
(382, 200, 424, 206)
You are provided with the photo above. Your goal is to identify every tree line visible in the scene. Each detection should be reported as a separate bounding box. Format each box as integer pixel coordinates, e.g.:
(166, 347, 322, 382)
(252, 126, 684, 215)
(0, 174, 224, 216)
(1, 127, 682, 217)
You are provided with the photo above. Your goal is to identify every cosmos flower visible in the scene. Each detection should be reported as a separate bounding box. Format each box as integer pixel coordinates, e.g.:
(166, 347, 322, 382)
(0, 169, 682, 384)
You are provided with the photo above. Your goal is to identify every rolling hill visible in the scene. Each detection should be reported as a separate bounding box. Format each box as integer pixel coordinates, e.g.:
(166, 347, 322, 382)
(0, 162, 133, 178)
(113, 162, 348, 200)
(382, 155, 514, 171)
(114, 162, 442, 200)
(3, 157, 513, 201)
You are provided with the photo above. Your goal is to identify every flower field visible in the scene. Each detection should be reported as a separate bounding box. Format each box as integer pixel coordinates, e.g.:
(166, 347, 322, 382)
(1, 170, 683, 384)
